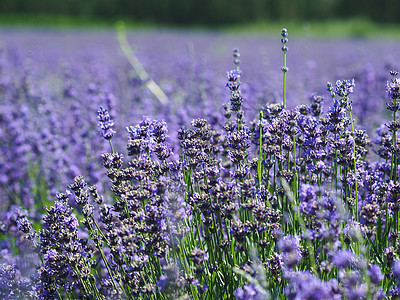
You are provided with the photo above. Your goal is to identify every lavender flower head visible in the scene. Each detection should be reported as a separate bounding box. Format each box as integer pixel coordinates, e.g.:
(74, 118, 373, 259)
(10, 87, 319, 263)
(150, 119, 169, 143)
(0, 263, 36, 299)
(281, 28, 288, 54)
(393, 260, 400, 282)
(386, 77, 400, 100)
(285, 271, 341, 300)
(368, 264, 384, 285)
(233, 48, 240, 66)
(277, 235, 302, 268)
(226, 70, 243, 112)
(16, 216, 32, 234)
(226, 70, 241, 83)
(299, 184, 318, 215)
(277, 235, 300, 253)
(331, 249, 355, 268)
(335, 79, 355, 98)
(97, 106, 115, 140)
(235, 283, 266, 300)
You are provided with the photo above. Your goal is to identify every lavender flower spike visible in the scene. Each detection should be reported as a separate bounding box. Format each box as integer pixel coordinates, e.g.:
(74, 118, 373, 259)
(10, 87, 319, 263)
(386, 77, 400, 100)
(97, 106, 116, 140)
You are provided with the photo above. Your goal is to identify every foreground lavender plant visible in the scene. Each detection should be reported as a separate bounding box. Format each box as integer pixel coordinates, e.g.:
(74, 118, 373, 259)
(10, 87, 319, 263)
(5, 29, 400, 300)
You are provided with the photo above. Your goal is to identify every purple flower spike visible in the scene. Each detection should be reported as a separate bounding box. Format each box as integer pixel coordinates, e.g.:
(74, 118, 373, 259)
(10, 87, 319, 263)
(332, 250, 355, 268)
(97, 106, 115, 140)
(226, 70, 241, 82)
(368, 264, 384, 285)
(393, 260, 400, 282)
(386, 78, 400, 100)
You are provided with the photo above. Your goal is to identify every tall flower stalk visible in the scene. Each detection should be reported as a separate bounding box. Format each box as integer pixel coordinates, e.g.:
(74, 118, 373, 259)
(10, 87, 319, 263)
(385, 71, 400, 235)
(334, 79, 359, 220)
(281, 28, 288, 109)
(227, 48, 244, 131)
(386, 70, 400, 182)
(97, 106, 116, 153)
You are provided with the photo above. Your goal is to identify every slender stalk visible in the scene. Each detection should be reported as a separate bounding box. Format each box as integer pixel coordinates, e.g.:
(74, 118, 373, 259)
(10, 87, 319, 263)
(109, 140, 115, 154)
(292, 132, 297, 198)
(391, 99, 397, 182)
(281, 28, 288, 109)
(257, 111, 263, 190)
(349, 111, 359, 222)
(116, 21, 169, 106)
(73, 266, 92, 297)
(282, 53, 287, 109)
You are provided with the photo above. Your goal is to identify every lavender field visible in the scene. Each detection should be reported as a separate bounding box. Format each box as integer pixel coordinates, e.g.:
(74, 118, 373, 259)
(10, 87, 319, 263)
(1, 27, 400, 299)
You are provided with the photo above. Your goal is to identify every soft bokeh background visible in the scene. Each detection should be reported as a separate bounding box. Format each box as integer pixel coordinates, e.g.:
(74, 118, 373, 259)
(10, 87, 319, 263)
(0, 0, 400, 37)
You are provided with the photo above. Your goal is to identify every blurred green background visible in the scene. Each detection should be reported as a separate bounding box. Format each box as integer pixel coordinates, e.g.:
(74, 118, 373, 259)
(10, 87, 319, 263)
(1, 0, 400, 36)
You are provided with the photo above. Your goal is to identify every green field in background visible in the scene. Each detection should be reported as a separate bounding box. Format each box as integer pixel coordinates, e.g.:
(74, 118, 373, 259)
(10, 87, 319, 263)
(1, 14, 400, 38)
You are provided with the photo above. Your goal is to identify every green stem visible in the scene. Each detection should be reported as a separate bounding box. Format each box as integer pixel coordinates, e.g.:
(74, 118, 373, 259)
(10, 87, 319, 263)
(292, 133, 297, 198)
(392, 99, 397, 182)
(109, 139, 115, 154)
(73, 266, 92, 297)
(56, 289, 63, 300)
(116, 22, 169, 106)
(282, 53, 287, 109)
(257, 111, 263, 190)
(86, 220, 129, 298)
(349, 111, 359, 222)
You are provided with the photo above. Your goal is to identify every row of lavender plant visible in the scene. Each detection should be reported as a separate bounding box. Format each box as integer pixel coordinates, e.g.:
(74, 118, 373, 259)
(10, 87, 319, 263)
(0, 29, 393, 213)
(2, 28, 400, 299)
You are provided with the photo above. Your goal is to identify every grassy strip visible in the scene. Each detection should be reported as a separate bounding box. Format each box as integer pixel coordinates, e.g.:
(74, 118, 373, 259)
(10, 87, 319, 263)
(0, 13, 400, 39)
(1, 14, 400, 38)
(0, 13, 152, 30)
(227, 18, 400, 38)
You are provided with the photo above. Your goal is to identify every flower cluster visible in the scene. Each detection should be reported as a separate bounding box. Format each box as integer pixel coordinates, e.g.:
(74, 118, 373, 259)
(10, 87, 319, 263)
(5, 29, 400, 300)
(226, 70, 243, 112)
(98, 106, 116, 140)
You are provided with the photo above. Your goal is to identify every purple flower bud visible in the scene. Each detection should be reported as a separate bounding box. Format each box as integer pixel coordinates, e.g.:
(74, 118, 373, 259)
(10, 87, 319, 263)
(97, 106, 115, 140)
(386, 78, 400, 100)
(226, 70, 241, 82)
(235, 283, 265, 300)
(16, 216, 32, 234)
(368, 264, 384, 285)
(332, 250, 355, 268)
(393, 260, 400, 282)
(335, 79, 355, 98)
